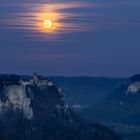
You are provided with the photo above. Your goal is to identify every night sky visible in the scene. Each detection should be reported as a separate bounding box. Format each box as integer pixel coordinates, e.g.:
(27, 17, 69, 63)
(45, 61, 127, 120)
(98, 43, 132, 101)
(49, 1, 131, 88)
(0, 0, 140, 76)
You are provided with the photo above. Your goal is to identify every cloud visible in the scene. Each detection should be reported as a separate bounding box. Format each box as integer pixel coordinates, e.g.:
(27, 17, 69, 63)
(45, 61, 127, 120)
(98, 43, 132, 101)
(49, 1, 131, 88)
(0, 0, 140, 42)
(0, 1, 110, 41)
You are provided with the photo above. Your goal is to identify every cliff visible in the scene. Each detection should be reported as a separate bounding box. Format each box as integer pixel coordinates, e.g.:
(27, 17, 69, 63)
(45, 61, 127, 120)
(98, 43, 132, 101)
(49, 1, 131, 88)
(0, 74, 120, 140)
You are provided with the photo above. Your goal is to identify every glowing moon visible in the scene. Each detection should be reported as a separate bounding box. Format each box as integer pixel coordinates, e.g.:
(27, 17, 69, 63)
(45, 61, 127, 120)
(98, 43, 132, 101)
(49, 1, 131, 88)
(43, 19, 53, 29)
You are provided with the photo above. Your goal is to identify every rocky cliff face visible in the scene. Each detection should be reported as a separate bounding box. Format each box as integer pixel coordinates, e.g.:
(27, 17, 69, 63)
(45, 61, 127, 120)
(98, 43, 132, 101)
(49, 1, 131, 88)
(0, 85, 33, 120)
(127, 74, 140, 94)
(127, 82, 140, 93)
(0, 74, 120, 140)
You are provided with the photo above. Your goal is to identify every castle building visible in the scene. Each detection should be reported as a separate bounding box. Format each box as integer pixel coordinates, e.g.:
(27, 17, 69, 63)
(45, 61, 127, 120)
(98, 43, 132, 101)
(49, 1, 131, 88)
(20, 73, 53, 87)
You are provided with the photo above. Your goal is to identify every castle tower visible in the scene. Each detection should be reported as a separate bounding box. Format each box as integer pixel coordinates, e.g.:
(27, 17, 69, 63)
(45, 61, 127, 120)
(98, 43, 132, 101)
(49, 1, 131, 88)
(33, 73, 38, 85)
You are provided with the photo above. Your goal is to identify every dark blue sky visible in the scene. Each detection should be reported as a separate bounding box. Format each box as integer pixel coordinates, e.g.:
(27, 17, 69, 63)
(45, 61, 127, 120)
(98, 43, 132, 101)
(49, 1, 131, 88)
(0, 0, 140, 76)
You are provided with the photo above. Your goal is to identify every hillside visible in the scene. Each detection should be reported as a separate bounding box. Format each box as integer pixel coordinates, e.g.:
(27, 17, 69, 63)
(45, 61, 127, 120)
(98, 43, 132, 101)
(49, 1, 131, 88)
(49, 76, 126, 107)
(81, 74, 140, 125)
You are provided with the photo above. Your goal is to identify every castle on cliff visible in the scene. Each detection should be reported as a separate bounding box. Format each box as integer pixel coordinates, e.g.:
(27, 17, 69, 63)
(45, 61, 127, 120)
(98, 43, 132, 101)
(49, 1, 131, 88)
(20, 73, 54, 87)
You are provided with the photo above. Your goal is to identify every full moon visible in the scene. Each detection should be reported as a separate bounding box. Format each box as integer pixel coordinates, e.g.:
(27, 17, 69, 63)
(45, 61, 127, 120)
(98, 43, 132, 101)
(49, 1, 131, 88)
(43, 19, 53, 29)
